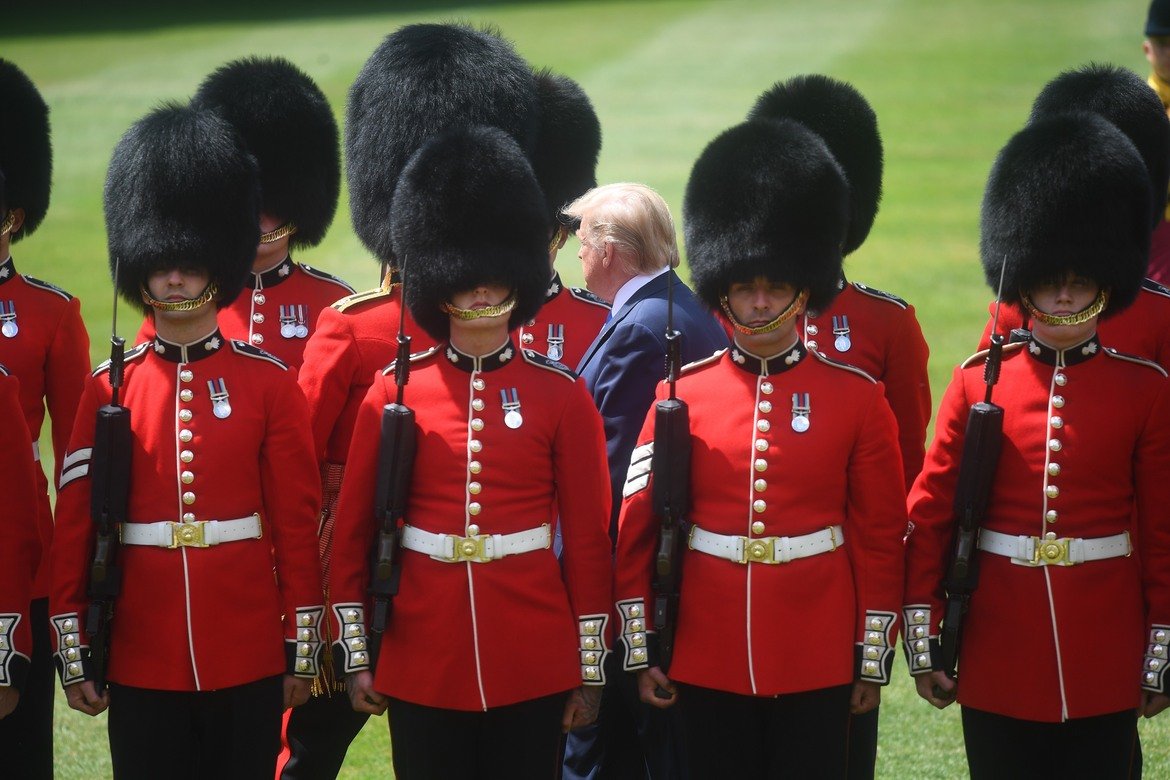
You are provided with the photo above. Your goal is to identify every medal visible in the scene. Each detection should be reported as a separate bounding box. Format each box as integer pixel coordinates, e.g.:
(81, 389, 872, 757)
(791, 392, 810, 433)
(547, 324, 565, 362)
(0, 300, 16, 338)
(832, 315, 851, 353)
(208, 378, 232, 419)
(501, 388, 523, 429)
(294, 305, 309, 339)
(279, 305, 297, 339)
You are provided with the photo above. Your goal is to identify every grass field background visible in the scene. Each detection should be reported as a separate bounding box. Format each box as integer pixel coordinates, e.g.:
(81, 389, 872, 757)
(7, 0, 1169, 776)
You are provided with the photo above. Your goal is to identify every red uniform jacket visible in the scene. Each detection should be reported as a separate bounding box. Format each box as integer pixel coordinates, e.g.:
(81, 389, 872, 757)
(329, 339, 613, 711)
(904, 336, 1170, 721)
(0, 257, 91, 597)
(298, 275, 437, 467)
(978, 279, 1170, 367)
(137, 257, 353, 370)
(50, 331, 324, 691)
(803, 279, 930, 491)
(518, 272, 609, 370)
(0, 367, 40, 692)
(614, 342, 907, 696)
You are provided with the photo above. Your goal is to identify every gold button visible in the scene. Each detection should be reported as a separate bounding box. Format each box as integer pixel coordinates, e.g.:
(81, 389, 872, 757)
(299, 643, 312, 657)
(64, 634, 76, 647)
(760, 382, 773, 395)
(865, 647, 879, 659)
(297, 659, 310, 672)
(181, 471, 194, 484)
(472, 399, 485, 411)
(68, 663, 80, 676)
(911, 626, 926, 639)
(806, 325, 819, 336)
(179, 430, 193, 443)
(630, 620, 643, 632)
(299, 629, 312, 641)
(1048, 439, 1062, 452)
(754, 438, 768, 452)
(864, 661, 878, 674)
(469, 461, 482, 474)
(178, 409, 193, 422)
(1050, 416, 1063, 429)
(630, 633, 645, 647)
(632, 649, 647, 663)
(253, 313, 265, 323)
(629, 605, 641, 618)
(1054, 373, 1067, 386)
(180, 389, 194, 402)
(254, 293, 266, 305)
(469, 440, 482, 453)
(584, 637, 598, 650)
(467, 524, 480, 536)
(345, 610, 358, 622)
(584, 620, 599, 633)
(752, 499, 766, 513)
(758, 401, 772, 413)
(345, 624, 361, 637)
(521, 333, 534, 344)
(352, 639, 365, 651)
(915, 655, 929, 669)
(866, 632, 882, 645)
(584, 652, 598, 664)
(300, 614, 313, 626)
(65, 647, 78, 661)
(807, 340, 818, 351)
(180, 450, 194, 463)
(251, 333, 264, 345)
(1045, 509, 1058, 523)
(912, 610, 926, 624)
(870, 617, 883, 630)
(756, 419, 771, 432)
(1051, 395, 1065, 409)
(1048, 463, 1061, 476)
(182, 512, 195, 523)
(182, 492, 196, 505)
(353, 652, 367, 664)
(1045, 485, 1059, 499)
(180, 370, 193, 383)
(471, 418, 484, 432)
(751, 521, 765, 534)
(63, 619, 73, 631)
(913, 639, 926, 652)
(754, 479, 767, 492)
(468, 502, 482, 515)
(754, 459, 767, 472)
(1156, 629, 1167, 643)
(469, 482, 482, 495)
(585, 667, 599, 680)
(473, 378, 486, 391)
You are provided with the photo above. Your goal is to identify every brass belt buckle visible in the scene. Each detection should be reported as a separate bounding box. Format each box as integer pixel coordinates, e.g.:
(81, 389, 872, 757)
(740, 536, 775, 564)
(1031, 532, 1070, 566)
(170, 521, 208, 549)
(447, 534, 491, 563)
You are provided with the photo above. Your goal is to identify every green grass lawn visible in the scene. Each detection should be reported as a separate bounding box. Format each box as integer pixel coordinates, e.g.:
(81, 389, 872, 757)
(8, 0, 1170, 775)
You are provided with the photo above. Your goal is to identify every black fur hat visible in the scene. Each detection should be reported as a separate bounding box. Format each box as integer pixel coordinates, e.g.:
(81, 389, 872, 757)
(104, 103, 260, 312)
(1030, 63, 1170, 228)
(981, 112, 1150, 316)
(192, 56, 339, 248)
(0, 59, 52, 241)
(531, 69, 601, 226)
(346, 23, 540, 265)
(685, 118, 849, 313)
(395, 125, 550, 342)
(749, 75, 882, 256)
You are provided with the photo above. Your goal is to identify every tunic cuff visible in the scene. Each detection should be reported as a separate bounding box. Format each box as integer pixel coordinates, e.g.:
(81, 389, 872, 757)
(579, 614, 609, 686)
(50, 612, 92, 686)
(1142, 624, 1170, 694)
(286, 606, 325, 678)
(901, 605, 942, 676)
(857, 610, 896, 684)
(0, 613, 28, 690)
(616, 599, 650, 671)
(331, 603, 371, 677)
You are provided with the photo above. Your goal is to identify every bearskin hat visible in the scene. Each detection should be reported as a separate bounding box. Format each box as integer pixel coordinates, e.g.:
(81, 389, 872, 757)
(1029, 63, 1170, 228)
(685, 118, 849, 313)
(346, 23, 540, 264)
(531, 69, 601, 226)
(192, 56, 339, 248)
(749, 75, 882, 256)
(395, 125, 550, 342)
(104, 103, 260, 312)
(981, 112, 1150, 316)
(0, 59, 52, 241)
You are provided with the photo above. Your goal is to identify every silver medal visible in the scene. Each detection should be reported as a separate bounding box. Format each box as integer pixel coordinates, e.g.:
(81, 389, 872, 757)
(213, 400, 232, 419)
(791, 392, 811, 434)
(0, 300, 16, 338)
(832, 315, 851, 353)
(834, 334, 851, 352)
(501, 388, 523, 429)
(1, 320, 16, 338)
(547, 343, 563, 361)
(208, 378, 232, 419)
(281, 323, 297, 339)
(294, 306, 309, 338)
(295, 324, 309, 339)
(547, 324, 564, 362)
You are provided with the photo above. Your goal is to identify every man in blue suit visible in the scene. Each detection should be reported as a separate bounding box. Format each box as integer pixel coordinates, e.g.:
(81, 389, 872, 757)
(562, 182, 727, 779)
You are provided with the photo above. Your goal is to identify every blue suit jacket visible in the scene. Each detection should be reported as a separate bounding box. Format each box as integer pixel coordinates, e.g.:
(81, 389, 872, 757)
(576, 270, 728, 539)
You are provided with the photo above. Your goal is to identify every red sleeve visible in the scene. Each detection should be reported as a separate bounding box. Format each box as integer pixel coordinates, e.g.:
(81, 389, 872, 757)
(882, 307, 931, 491)
(0, 375, 40, 690)
(299, 306, 361, 464)
(43, 297, 90, 484)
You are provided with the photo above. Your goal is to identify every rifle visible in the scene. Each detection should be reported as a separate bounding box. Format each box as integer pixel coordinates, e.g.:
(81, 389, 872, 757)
(938, 261, 1008, 679)
(649, 273, 690, 698)
(368, 261, 416, 642)
(86, 263, 131, 693)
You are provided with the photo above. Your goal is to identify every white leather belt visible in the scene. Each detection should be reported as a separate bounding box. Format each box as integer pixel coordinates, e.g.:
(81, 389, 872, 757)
(688, 524, 843, 565)
(978, 528, 1131, 567)
(32, 441, 40, 462)
(120, 513, 263, 549)
(401, 523, 551, 563)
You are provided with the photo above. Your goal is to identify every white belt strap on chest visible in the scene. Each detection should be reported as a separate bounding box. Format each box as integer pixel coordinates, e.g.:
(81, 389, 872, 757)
(400, 523, 551, 563)
(688, 524, 844, 565)
(120, 513, 263, 548)
(978, 527, 1131, 567)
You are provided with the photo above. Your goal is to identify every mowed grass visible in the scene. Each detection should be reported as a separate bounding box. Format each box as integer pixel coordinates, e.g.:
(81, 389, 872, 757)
(7, 0, 1170, 776)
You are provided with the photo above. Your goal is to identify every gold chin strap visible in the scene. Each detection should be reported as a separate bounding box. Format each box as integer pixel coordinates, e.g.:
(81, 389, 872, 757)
(1021, 289, 1109, 326)
(260, 222, 298, 244)
(442, 291, 518, 321)
(0, 210, 14, 237)
(141, 282, 219, 312)
(720, 290, 808, 335)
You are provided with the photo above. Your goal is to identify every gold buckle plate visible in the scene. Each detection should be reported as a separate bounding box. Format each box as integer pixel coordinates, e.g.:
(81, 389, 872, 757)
(169, 521, 208, 549)
(446, 534, 491, 563)
(739, 537, 776, 564)
(1030, 532, 1071, 566)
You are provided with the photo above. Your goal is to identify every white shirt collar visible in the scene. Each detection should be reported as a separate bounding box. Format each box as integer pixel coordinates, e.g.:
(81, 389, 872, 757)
(610, 266, 670, 314)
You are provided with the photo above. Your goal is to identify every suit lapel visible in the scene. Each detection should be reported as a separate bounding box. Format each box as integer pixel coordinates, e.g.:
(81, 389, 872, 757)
(576, 271, 675, 373)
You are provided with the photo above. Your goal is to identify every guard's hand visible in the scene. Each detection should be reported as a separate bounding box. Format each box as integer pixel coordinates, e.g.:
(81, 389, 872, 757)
(637, 667, 678, 709)
(65, 680, 110, 717)
(1142, 692, 1170, 718)
(562, 685, 602, 733)
(0, 686, 18, 719)
(850, 680, 881, 714)
(347, 670, 388, 716)
(914, 670, 956, 710)
(283, 675, 311, 709)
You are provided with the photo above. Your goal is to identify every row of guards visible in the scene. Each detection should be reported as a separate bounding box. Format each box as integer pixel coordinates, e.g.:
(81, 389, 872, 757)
(3, 15, 1170, 780)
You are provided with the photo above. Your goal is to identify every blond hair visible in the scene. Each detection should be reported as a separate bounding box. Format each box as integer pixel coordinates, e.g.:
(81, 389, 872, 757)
(563, 182, 680, 275)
